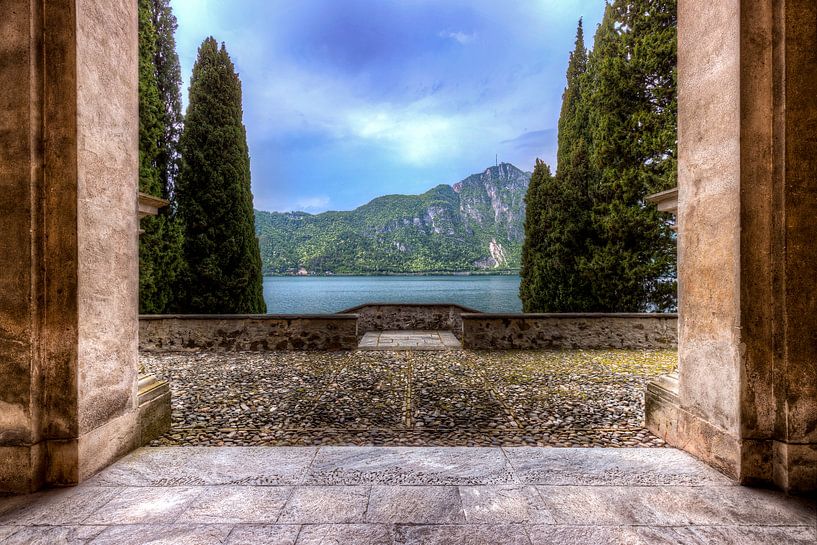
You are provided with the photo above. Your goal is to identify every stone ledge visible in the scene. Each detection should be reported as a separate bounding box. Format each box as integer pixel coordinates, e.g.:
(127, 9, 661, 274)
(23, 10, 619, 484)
(461, 312, 678, 319)
(139, 315, 359, 351)
(138, 374, 171, 446)
(461, 314, 678, 349)
(141, 313, 359, 320)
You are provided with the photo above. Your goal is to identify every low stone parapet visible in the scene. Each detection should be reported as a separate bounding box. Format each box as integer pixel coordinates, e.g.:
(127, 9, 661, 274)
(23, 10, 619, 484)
(460, 313, 678, 349)
(339, 303, 480, 339)
(139, 314, 359, 351)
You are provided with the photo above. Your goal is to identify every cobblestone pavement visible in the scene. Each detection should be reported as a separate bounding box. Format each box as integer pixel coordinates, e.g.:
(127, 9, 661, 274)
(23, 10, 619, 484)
(1, 447, 814, 544)
(142, 349, 678, 448)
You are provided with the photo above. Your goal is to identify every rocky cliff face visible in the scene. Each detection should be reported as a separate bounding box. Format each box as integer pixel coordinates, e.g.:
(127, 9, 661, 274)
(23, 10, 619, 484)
(255, 163, 531, 274)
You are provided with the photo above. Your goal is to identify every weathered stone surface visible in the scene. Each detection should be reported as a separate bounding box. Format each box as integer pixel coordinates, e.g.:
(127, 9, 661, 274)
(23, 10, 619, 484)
(0, 525, 107, 545)
(0, 486, 119, 526)
(652, 0, 817, 493)
(341, 303, 479, 339)
(359, 330, 462, 350)
(504, 447, 733, 486)
(526, 525, 817, 545)
(295, 524, 393, 545)
(83, 487, 203, 525)
(89, 524, 233, 545)
(394, 524, 531, 545)
(0, 0, 139, 494)
(461, 314, 677, 350)
(534, 485, 816, 526)
(87, 447, 316, 486)
(226, 524, 300, 545)
(177, 486, 291, 524)
(2, 446, 815, 542)
(137, 374, 171, 446)
(305, 447, 515, 485)
(365, 486, 464, 523)
(460, 485, 554, 524)
(277, 486, 370, 523)
(139, 315, 359, 352)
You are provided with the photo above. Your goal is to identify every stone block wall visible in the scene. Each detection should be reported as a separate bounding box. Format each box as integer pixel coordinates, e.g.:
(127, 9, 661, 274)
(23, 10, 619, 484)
(461, 313, 678, 350)
(139, 315, 359, 352)
(340, 303, 479, 339)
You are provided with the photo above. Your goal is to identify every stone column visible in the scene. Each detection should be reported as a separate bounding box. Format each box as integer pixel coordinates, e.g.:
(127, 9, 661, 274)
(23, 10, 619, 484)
(0, 0, 139, 493)
(647, 0, 817, 493)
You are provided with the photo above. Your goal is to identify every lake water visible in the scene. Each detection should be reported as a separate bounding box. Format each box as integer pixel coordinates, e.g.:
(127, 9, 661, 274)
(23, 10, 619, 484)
(263, 274, 522, 314)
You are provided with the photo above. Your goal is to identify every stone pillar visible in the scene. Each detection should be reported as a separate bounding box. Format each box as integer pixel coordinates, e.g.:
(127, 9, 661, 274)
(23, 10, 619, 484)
(0, 0, 139, 493)
(647, 0, 817, 494)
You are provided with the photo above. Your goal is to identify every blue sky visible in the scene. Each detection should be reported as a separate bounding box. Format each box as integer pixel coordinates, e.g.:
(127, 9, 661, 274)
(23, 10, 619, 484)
(171, 0, 606, 213)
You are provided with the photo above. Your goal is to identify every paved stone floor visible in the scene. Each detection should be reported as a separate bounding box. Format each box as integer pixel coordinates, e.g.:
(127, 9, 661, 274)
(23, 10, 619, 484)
(359, 330, 462, 350)
(141, 349, 677, 447)
(0, 447, 814, 544)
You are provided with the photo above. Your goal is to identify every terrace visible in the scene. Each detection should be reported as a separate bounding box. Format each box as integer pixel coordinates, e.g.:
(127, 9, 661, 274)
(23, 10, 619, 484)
(1, 1, 816, 544)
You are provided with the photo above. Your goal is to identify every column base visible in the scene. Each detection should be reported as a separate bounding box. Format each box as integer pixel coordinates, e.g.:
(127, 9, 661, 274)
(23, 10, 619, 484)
(138, 373, 171, 445)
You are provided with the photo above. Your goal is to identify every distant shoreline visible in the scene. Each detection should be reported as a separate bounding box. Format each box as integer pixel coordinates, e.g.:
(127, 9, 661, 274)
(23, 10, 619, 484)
(263, 270, 520, 278)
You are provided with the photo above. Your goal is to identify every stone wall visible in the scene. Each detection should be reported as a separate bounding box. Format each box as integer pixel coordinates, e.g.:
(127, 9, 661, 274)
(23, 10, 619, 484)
(1, 0, 139, 493)
(461, 314, 678, 350)
(340, 303, 479, 339)
(139, 315, 359, 352)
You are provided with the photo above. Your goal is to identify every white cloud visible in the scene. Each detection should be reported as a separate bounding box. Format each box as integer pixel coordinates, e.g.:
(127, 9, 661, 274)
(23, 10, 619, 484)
(438, 30, 477, 45)
(294, 195, 331, 212)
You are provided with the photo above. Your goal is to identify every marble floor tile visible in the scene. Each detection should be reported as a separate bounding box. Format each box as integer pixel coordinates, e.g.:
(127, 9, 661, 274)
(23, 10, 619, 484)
(295, 524, 395, 544)
(1, 525, 106, 545)
(504, 447, 734, 486)
(278, 486, 369, 524)
(366, 486, 464, 524)
(176, 486, 292, 524)
(225, 524, 300, 545)
(459, 485, 555, 524)
(393, 524, 531, 545)
(88, 524, 233, 545)
(83, 487, 203, 525)
(305, 446, 515, 485)
(0, 487, 120, 526)
(87, 447, 317, 487)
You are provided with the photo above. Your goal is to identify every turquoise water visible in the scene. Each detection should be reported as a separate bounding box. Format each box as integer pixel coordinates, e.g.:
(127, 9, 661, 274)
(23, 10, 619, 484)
(263, 275, 522, 314)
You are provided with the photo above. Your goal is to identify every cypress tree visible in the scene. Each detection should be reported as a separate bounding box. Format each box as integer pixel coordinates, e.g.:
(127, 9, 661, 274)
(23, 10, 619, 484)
(176, 38, 266, 313)
(137, 0, 163, 197)
(519, 159, 554, 312)
(584, 1, 677, 311)
(149, 0, 184, 199)
(138, 0, 186, 314)
(520, 20, 596, 312)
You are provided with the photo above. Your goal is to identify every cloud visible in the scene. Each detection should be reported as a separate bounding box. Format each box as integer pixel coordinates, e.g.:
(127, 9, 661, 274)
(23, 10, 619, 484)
(294, 196, 331, 212)
(171, 0, 606, 211)
(438, 30, 477, 45)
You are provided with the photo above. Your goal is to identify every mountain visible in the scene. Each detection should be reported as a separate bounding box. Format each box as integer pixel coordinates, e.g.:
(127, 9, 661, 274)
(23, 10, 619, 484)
(255, 163, 532, 274)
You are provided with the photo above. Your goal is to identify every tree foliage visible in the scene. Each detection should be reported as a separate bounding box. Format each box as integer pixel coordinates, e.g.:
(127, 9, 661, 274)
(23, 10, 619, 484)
(138, 0, 185, 314)
(520, 2, 677, 313)
(176, 37, 266, 313)
(149, 0, 184, 201)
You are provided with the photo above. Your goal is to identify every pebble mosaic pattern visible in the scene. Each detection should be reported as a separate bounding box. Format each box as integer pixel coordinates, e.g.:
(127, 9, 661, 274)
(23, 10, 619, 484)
(141, 349, 677, 447)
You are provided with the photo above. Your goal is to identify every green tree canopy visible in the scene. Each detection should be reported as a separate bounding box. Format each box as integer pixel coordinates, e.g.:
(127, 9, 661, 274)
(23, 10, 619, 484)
(176, 37, 266, 313)
(520, 20, 597, 312)
(583, 0, 677, 311)
(138, 0, 185, 314)
(520, 3, 677, 313)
